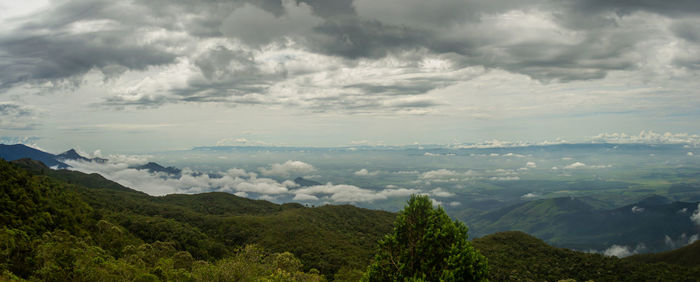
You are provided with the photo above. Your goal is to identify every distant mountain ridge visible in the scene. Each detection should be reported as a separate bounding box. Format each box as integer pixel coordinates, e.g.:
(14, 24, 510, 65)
(131, 161, 182, 176)
(0, 158, 396, 278)
(1, 144, 183, 177)
(3, 158, 699, 281)
(57, 148, 108, 163)
(294, 176, 322, 187)
(466, 195, 700, 253)
(0, 144, 69, 168)
(0, 144, 113, 168)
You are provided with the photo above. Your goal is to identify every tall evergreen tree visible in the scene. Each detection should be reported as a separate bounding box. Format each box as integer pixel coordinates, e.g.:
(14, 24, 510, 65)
(363, 195, 489, 281)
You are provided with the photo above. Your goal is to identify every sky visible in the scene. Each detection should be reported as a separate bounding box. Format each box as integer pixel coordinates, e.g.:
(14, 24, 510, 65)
(1, 0, 699, 153)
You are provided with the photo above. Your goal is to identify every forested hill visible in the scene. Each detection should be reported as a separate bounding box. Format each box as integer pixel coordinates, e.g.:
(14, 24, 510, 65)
(473, 231, 700, 281)
(2, 158, 700, 281)
(0, 158, 394, 280)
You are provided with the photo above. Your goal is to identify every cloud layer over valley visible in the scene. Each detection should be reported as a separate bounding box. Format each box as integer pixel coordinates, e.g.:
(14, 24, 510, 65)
(1, 0, 699, 151)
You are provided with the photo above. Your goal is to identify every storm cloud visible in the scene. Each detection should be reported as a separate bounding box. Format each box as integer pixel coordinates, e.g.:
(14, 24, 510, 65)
(2, 0, 699, 112)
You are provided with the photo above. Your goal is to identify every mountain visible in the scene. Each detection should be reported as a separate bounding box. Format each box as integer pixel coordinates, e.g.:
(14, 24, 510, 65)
(294, 176, 322, 187)
(56, 149, 91, 162)
(133, 161, 182, 176)
(56, 148, 108, 163)
(2, 157, 700, 281)
(466, 196, 700, 252)
(473, 231, 700, 281)
(0, 144, 69, 168)
(627, 239, 700, 267)
(11, 158, 144, 194)
(0, 158, 394, 278)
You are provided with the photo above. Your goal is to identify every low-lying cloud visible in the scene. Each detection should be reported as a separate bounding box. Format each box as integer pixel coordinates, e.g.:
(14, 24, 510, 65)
(664, 233, 699, 249)
(691, 204, 700, 225)
(259, 160, 316, 177)
(602, 244, 646, 258)
(591, 130, 700, 145)
(64, 157, 422, 204)
(354, 168, 381, 176)
(564, 162, 612, 169)
(293, 183, 420, 203)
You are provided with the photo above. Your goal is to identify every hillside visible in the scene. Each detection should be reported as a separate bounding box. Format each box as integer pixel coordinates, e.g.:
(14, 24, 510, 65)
(466, 196, 700, 252)
(627, 240, 700, 267)
(3, 158, 700, 280)
(0, 158, 394, 279)
(473, 231, 700, 281)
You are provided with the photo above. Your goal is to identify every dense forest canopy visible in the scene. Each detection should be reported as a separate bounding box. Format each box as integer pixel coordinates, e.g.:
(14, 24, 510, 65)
(2, 158, 700, 281)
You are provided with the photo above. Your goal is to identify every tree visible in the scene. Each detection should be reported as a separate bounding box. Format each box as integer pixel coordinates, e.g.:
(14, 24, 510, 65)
(363, 195, 488, 281)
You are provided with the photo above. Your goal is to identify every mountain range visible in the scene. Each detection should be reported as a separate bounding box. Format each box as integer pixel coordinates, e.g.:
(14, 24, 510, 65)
(2, 156, 700, 280)
(2, 144, 700, 264)
(465, 195, 700, 253)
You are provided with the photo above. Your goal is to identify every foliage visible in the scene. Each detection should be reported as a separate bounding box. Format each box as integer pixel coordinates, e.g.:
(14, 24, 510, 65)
(0, 159, 391, 279)
(363, 194, 489, 281)
(473, 231, 700, 281)
(4, 158, 700, 281)
(627, 239, 700, 267)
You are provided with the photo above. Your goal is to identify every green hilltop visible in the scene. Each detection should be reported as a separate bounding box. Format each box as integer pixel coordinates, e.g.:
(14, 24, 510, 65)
(2, 158, 700, 281)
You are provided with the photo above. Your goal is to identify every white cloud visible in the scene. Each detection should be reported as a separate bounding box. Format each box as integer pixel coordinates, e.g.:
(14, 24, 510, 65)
(521, 192, 539, 199)
(259, 160, 315, 177)
(564, 162, 587, 169)
(216, 137, 270, 146)
(665, 233, 700, 249)
(448, 201, 461, 207)
(104, 154, 151, 166)
(490, 176, 520, 181)
(293, 193, 319, 201)
(688, 152, 695, 156)
(65, 159, 292, 196)
(395, 170, 420, 175)
(632, 206, 645, 214)
(293, 183, 420, 203)
(421, 169, 459, 179)
(526, 161, 537, 168)
(591, 130, 700, 145)
(603, 244, 645, 258)
(227, 168, 248, 178)
(430, 187, 455, 197)
(354, 168, 380, 176)
(691, 204, 700, 225)
(0, 136, 43, 150)
(257, 194, 278, 201)
(563, 162, 612, 169)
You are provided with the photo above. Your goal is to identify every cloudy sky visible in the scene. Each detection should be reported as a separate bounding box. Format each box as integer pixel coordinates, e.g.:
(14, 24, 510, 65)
(1, 0, 699, 153)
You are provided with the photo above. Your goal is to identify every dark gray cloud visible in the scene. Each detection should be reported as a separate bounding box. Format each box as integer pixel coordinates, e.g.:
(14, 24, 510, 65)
(0, 33, 176, 89)
(0, 103, 38, 129)
(569, 0, 700, 17)
(1, 0, 699, 111)
(102, 94, 171, 109)
(309, 19, 428, 59)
